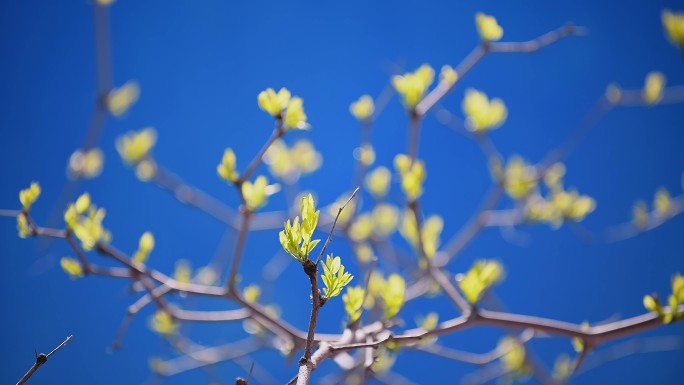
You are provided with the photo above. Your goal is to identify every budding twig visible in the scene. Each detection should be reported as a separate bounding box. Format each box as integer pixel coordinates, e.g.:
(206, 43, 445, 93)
(16, 335, 73, 385)
(416, 23, 581, 117)
(298, 188, 359, 385)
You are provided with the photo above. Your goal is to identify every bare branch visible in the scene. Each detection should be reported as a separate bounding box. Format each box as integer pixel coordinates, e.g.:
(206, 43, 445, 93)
(238, 127, 284, 184)
(315, 187, 360, 265)
(17, 335, 73, 385)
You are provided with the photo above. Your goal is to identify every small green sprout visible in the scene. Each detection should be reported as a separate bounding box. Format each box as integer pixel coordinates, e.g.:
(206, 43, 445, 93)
(342, 286, 365, 323)
(279, 193, 320, 263)
(382, 274, 406, 319)
(457, 260, 504, 305)
(321, 255, 353, 299)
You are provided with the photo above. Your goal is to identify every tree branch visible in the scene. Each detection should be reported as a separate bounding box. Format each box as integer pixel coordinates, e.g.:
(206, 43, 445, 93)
(17, 335, 73, 385)
(416, 23, 580, 117)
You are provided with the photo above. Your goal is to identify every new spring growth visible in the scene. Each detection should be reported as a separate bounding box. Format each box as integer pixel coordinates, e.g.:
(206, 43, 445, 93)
(149, 310, 178, 335)
(631, 187, 673, 231)
(242, 175, 278, 211)
(552, 355, 573, 383)
(257, 87, 309, 130)
(355, 144, 375, 166)
(457, 260, 504, 305)
(60, 257, 84, 279)
(462, 88, 508, 133)
(498, 337, 530, 377)
(348, 205, 398, 242)
(283, 97, 308, 130)
(642, 71, 666, 105)
(392, 64, 434, 109)
(19, 182, 41, 211)
(133, 231, 155, 264)
(342, 286, 365, 323)
(417, 312, 439, 332)
(68, 148, 104, 180)
(350, 95, 375, 122)
(135, 159, 157, 182)
(400, 211, 443, 259)
(372, 204, 399, 238)
(362, 271, 386, 309)
(16, 213, 30, 238)
(279, 193, 320, 263)
(381, 274, 406, 319)
(542, 162, 566, 191)
(64, 193, 111, 251)
(644, 273, 684, 324)
(321, 255, 353, 299)
(633, 200, 649, 230)
(416, 312, 439, 345)
(354, 243, 374, 264)
(548, 189, 596, 223)
(106, 80, 140, 117)
(500, 156, 537, 199)
(348, 213, 373, 242)
(174, 260, 192, 284)
(654, 188, 673, 218)
(394, 154, 426, 201)
(371, 347, 397, 374)
(217, 148, 239, 183)
(263, 139, 322, 182)
(258, 87, 291, 116)
(439, 65, 458, 86)
(572, 322, 590, 352)
(522, 162, 596, 228)
(116, 127, 157, 165)
(475, 12, 504, 43)
(17, 182, 41, 237)
(243, 284, 261, 304)
(365, 166, 391, 199)
(525, 190, 596, 229)
(662, 10, 684, 51)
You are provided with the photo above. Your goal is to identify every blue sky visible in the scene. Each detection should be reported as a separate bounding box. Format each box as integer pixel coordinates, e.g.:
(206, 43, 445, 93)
(1, 1, 683, 384)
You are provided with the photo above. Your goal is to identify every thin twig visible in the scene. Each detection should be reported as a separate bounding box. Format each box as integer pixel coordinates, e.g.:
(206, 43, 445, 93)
(605, 194, 684, 243)
(17, 335, 73, 385)
(416, 46, 486, 116)
(111, 284, 174, 350)
(227, 211, 252, 292)
(487, 23, 581, 54)
(439, 184, 504, 265)
(575, 335, 684, 377)
(153, 338, 260, 376)
(416, 23, 580, 117)
(238, 127, 284, 184)
(0, 209, 21, 217)
(153, 166, 237, 226)
(539, 96, 612, 169)
(407, 112, 421, 161)
(315, 187, 360, 265)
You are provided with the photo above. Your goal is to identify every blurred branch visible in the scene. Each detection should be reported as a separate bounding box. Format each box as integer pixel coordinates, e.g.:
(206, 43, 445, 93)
(575, 335, 684, 377)
(605, 193, 684, 243)
(437, 184, 504, 265)
(152, 337, 261, 377)
(416, 23, 581, 117)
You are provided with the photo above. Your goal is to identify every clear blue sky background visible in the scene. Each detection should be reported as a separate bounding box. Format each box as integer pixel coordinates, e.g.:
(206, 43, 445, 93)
(1, 1, 683, 384)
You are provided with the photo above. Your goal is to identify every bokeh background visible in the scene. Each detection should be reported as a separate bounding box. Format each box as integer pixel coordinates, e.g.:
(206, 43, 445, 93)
(1, 0, 683, 384)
